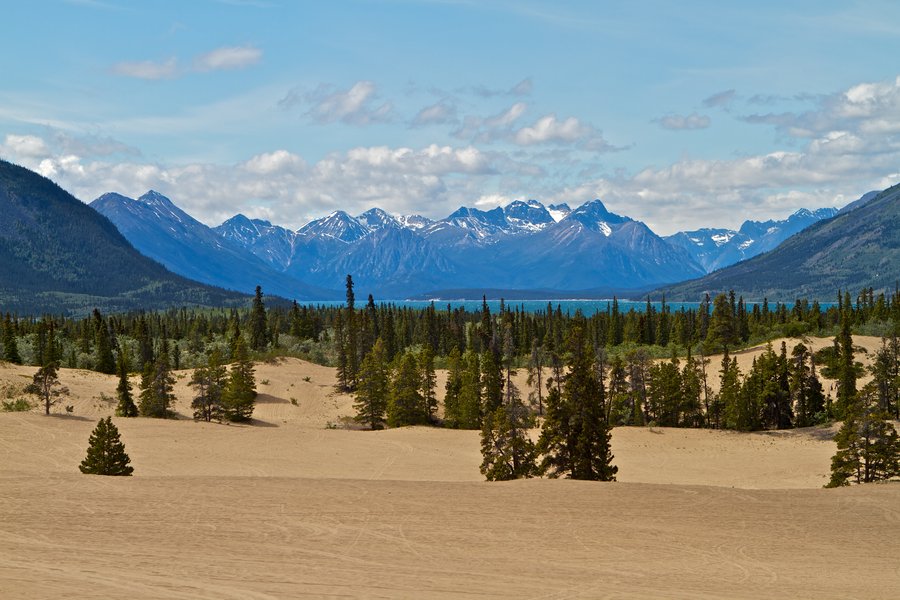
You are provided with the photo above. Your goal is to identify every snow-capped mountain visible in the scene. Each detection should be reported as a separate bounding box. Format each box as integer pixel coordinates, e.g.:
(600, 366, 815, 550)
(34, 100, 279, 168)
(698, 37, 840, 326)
(666, 207, 839, 272)
(91, 192, 335, 299)
(91, 192, 838, 300)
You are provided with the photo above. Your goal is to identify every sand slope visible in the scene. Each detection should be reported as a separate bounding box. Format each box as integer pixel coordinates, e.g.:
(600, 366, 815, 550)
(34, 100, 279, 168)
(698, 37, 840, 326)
(2, 338, 900, 598)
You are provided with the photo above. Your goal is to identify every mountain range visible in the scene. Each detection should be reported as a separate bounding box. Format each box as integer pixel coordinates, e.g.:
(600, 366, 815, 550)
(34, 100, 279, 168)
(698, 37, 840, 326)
(658, 185, 897, 300)
(0, 160, 246, 315)
(91, 191, 840, 300)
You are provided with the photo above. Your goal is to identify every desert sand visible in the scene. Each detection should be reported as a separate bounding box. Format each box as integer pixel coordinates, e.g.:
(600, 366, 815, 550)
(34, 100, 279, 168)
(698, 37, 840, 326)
(1, 337, 899, 598)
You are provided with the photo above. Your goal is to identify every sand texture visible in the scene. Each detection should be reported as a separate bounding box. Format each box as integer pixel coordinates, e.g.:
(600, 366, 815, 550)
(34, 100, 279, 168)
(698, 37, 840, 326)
(2, 338, 899, 598)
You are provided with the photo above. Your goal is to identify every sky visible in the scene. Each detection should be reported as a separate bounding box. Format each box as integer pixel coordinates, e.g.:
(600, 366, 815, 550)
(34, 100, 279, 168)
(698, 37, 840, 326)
(1, 0, 900, 235)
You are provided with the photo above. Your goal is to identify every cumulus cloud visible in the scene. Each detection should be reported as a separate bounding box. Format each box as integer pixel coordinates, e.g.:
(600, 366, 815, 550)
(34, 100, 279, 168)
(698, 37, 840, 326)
(193, 45, 262, 71)
(654, 112, 711, 130)
(703, 89, 736, 108)
(110, 57, 178, 80)
(453, 102, 528, 141)
(280, 81, 394, 126)
(1, 134, 49, 157)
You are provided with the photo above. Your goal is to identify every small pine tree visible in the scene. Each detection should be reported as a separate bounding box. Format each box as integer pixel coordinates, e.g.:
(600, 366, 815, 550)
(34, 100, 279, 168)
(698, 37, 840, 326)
(79, 417, 133, 476)
(420, 346, 438, 421)
(2, 313, 21, 364)
(480, 383, 537, 481)
(26, 363, 68, 416)
(223, 335, 256, 422)
(138, 349, 176, 418)
(93, 309, 116, 375)
(114, 350, 138, 417)
(827, 384, 900, 487)
(248, 286, 270, 352)
(387, 352, 427, 427)
(354, 339, 389, 430)
(190, 349, 227, 422)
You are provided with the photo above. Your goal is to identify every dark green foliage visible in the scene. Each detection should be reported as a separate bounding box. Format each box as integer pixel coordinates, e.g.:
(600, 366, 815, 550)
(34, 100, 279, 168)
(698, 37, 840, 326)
(79, 417, 133, 476)
(456, 350, 483, 429)
(138, 349, 176, 418)
(538, 317, 617, 481)
(480, 401, 538, 481)
(526, 341, 544, 416)
(354, 338, 389, 430)
(93, 309, 116, 375)
(248, 286, 269, 352)
(223, 335, 256, 422)
(790, 343, 825, 427)
(834, 315, 857, 420)
(705, 293, 736, 353)
(419, 346, 438, 421)
(442, 346, 464, 427)
(25, 363, 68, 416)
(480, 350, 503, 415)
(190, 349, 227, 422)
(114, 350, 138, 417)
(2, 313, 21, 364)
(387, 352, 427, 427)
(827, 384, 900, 487)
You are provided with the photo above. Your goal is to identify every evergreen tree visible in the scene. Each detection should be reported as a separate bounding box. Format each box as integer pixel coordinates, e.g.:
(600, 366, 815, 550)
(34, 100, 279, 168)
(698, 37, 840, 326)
(190, 349, 227, 422)
(248, 286, 270, 352)
(354, 339, 389, 430)
(419, 345, 438, 421)
(790, 343, 825, 427)
(2, 313, 21, 364)
(718, 352, 741, 430)
(680, 352, 704, 428)
(480, 385, 538, 481)
(526, 341, 544, 416)
(223, 335, 256, 422)
(480, 349, 503, 415)
(79, 417, 133, 476)
(646, 354, 682, 427)
(827, 384, 900, 487)
(387, 352, 428, 427)
(114, 349, 138, 417)
(26, 363, 68, 416)
(138, 348, 176, 418)
(457, 349, 483, 429)
(538, 317, 617, 481)
(834, 313, 857, 420)
(93, 309, 116, 374)
(443, 346, 464, 428)
(344, 275, 359, 390)
(333, 310, 351, 392)
(705, 293, 736, 354)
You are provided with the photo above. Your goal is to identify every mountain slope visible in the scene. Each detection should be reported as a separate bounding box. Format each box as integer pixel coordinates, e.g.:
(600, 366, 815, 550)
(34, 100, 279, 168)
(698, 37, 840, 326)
(0, 160, 244, 315)
(91, 192, 336, 300)
(658, 184, 900, 300)
(666, 207, 839, 272)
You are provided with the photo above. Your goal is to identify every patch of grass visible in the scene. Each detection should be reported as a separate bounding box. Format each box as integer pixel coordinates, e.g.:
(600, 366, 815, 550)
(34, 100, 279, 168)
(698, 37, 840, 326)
(1, 398, 32, 412)
(260, 379, 270, 386)
(302, 376, 311, 383)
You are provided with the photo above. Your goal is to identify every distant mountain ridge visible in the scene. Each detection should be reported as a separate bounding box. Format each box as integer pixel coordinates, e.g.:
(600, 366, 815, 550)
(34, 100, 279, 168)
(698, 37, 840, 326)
(90, 192, 709, 298)
(658, 186, 900, 300)
(665, 207, 839, 272)
(0, 160, 245, 315)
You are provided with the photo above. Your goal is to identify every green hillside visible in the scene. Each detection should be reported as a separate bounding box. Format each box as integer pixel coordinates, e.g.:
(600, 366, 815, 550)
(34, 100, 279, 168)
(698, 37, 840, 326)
(0, 160, 247, 315)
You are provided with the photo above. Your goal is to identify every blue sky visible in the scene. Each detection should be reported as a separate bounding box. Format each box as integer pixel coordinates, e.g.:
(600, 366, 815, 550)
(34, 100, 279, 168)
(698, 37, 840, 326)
(2, 0, 900, 234)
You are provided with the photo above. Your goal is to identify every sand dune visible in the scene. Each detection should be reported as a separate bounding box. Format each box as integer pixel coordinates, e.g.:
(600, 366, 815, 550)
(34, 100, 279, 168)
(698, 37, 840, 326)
(2, 337, 899, 598)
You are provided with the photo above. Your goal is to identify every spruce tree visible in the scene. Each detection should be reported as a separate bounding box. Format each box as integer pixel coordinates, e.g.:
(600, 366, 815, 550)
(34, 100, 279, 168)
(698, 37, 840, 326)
(344, 275, 359, 390)
(834, 314, 857, 420)
(457, 349, 483, 429)
(480, 349, 503, 415)
(790, 343, 825, 427)
(223, 335, 256, 422)
(419, 346, 438, 421)
(93, 309, 116, 375)
(387, 352, 427, 427)
(79, 417, 133, 476)
(114, 349, 138, 417)
(443, 346, 464, 428)
(537, 317, 617, 481)
(2, 313, 21, 364)
(827, 384, 900, 487)
(354, 339, 389, 430)
(526, 341, 544, 416)
(248, 286, 270, 352)
(138, 348, 176, 418)
(190, 349, 227, 422)
(480, 400, 538, 481)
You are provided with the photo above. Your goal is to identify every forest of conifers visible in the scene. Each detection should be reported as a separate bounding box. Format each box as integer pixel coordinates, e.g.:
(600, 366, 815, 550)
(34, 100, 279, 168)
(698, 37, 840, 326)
(3, 282, 900, 435)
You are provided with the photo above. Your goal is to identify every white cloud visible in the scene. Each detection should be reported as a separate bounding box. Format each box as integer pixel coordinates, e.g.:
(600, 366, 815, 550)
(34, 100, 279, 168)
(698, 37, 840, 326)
(110, 57, 178, 80)
(514, 114, 590, 144)
(280, 81, 393, 126)
(411, 100, 457, 127)
(654, 112, 711, 130)
(1, 134, 49, 157)
(193, 45, 263, 71)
